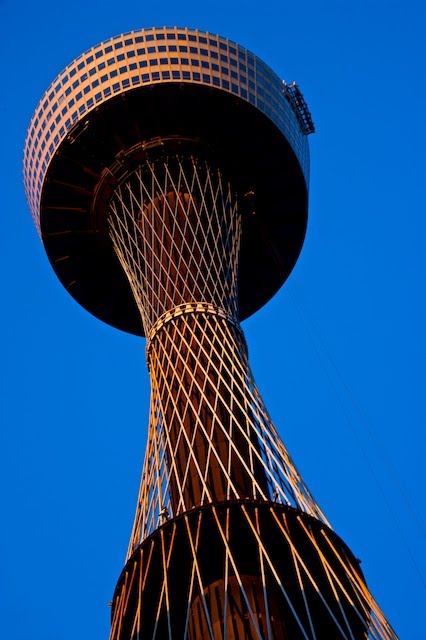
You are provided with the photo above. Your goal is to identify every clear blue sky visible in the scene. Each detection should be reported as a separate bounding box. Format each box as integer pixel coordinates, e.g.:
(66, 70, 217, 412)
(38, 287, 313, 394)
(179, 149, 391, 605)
(1, 1, 425, 638)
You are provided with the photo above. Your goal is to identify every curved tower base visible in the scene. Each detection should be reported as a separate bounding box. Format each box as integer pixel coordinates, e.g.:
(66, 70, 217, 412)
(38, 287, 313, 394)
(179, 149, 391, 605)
(111, 502, 370, 639)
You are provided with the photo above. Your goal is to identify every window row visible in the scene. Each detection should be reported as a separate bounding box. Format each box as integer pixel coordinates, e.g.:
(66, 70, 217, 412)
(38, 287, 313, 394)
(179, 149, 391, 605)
(83, 32, 249, 56)
(33, 38, 256, 123)
(29, 60, 280, 149)
(44, 47, 254, 103)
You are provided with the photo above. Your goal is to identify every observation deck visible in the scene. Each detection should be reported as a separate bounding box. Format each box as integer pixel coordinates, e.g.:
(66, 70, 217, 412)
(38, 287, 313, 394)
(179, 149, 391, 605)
(24, 27, 313, 334)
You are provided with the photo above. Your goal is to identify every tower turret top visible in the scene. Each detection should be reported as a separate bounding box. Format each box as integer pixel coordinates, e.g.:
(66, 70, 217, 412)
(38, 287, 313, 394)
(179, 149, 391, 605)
(24, 27, 312, 334)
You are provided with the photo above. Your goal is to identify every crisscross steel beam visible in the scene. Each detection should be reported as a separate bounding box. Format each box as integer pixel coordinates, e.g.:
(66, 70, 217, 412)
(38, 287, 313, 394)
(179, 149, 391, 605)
(107, 150, 397, 640)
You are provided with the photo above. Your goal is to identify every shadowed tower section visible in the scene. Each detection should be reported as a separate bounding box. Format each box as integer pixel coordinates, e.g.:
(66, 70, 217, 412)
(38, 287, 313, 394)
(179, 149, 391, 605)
(24, 26, 398, 640)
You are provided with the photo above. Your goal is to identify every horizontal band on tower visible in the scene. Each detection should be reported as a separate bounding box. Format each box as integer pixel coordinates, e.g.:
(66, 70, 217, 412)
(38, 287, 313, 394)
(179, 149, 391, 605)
(146, 301, 245, 345)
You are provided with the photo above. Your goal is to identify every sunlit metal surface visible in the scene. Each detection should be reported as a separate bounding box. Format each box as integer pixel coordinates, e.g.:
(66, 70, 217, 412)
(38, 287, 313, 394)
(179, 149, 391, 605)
(107, 148, 397, 639)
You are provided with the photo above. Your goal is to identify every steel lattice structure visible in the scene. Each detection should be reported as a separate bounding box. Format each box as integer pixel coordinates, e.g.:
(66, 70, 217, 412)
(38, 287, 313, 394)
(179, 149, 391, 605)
(24, 26, 398, 640)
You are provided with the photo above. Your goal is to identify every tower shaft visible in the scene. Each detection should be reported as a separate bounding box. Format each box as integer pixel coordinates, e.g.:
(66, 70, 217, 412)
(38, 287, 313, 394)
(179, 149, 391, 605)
(108, 152, 324, 549)
(107, 147, 395, 639)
